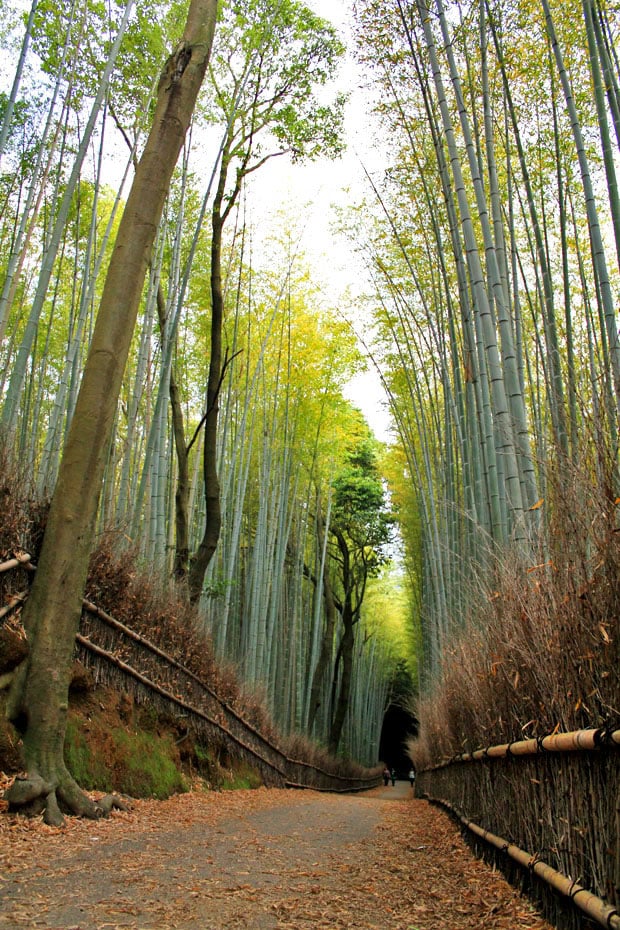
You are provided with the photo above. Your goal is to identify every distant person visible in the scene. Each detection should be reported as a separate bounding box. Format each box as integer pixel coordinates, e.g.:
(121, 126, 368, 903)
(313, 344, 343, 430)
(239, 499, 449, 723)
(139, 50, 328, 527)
(408, 768, 416, 788)
(382, 766, 390, 786)
(390, 768, 396, 786)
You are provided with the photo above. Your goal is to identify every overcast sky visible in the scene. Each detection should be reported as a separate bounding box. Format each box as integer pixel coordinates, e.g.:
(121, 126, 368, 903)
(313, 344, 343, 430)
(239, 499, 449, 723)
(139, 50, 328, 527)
(244, 0, 393, 442)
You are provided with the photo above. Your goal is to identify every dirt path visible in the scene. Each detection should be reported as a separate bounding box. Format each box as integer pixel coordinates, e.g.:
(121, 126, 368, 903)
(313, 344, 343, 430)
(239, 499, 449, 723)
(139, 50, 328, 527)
(0, 782, 553, 930)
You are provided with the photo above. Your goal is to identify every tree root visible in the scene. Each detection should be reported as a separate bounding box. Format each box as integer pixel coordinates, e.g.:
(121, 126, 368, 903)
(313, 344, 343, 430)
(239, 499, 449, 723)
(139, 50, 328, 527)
(97, 793, 131, 816)
(4, 773, 131, 826)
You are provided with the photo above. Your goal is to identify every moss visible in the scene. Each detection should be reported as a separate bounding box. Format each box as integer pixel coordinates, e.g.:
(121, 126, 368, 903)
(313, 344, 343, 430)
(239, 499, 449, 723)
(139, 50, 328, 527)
(60, 692, 262, 799)
(112, 729, 187, 799)
(64, 717, 186, 799)
(192, 740, 214, 778)
(221, 761, 263, 790)
(64, 718, 113, 791)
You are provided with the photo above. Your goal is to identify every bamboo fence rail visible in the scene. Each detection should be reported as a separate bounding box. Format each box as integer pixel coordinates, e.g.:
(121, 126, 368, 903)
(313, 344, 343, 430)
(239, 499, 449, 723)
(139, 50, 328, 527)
(0, 552, 32, 573)
(0, 555, 381, 793)
(0, 591, 26, 622)
(426, 727, 620, 768)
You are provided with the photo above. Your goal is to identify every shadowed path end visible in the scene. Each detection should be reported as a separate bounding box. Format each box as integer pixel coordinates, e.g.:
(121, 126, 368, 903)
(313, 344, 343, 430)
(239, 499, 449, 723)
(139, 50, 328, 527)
(0, 784, 553, 929)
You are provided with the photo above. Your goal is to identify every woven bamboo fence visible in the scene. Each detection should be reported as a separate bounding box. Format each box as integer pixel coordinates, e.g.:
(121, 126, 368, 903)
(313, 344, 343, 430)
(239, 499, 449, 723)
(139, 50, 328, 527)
(416, 730, 619, 930)
(0, 555, 380, 794)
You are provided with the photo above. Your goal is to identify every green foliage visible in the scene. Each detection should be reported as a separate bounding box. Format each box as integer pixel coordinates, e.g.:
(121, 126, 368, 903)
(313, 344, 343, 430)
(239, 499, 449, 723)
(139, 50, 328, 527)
(332, 437, 394, 564)
(209, 0, 345, 177)
(363, 566, 416, 676)
(333, 470, 384, 523)
(30, 0, 126, 102)
(111, 0, 188, 127)
(202, 576, 233, 599)
(193, 741, 213, 768)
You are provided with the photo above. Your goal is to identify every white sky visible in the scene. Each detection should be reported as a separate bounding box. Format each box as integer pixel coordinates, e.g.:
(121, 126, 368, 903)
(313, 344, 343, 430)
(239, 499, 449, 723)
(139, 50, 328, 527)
(243, 0, 394, 442)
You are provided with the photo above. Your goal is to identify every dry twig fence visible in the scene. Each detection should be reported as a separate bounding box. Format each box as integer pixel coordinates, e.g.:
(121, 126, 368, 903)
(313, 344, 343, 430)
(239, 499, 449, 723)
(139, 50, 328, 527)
(417, 730, 619, 930)
(0, 555, 380, 794)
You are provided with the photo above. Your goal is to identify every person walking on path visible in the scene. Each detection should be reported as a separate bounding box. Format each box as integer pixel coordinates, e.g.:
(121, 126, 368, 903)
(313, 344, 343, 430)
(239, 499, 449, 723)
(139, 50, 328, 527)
(382, 765, 390, 786)
(408, 767, 416, 788)
(390, 768, 397, 786)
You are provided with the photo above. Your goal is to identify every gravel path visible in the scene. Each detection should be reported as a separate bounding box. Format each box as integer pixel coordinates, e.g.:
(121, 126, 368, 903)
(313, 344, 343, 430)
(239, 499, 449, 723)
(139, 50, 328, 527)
(0, 782, 553, 929)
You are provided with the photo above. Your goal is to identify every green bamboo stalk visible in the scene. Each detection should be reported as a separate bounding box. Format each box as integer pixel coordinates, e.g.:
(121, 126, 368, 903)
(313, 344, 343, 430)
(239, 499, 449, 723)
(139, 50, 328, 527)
(541, 0, 620, 414)
(1, 0, 136, 432)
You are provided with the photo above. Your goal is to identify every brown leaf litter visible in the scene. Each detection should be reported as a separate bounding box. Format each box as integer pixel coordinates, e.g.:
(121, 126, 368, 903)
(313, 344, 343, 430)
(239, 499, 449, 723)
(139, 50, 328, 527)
(0, 778, 554, 930)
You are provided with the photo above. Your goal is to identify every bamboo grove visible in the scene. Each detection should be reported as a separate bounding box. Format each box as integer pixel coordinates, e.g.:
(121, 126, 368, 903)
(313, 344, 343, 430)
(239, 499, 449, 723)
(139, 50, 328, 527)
(349, 0, 620, 746)
(1, 0, 619, 780)
(0, 0, 407, 767)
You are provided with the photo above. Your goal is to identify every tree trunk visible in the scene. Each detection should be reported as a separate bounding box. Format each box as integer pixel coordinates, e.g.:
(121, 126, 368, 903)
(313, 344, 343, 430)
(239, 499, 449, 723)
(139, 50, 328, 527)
(5, 0, 218, 825)
(188, 149, 241, 603)
(188, 208, 224, 602)
(328, 605, 355, 756)
(171, 368, 191, 578)
(307, 552, 338, 735)
(328, 527, 357, 755)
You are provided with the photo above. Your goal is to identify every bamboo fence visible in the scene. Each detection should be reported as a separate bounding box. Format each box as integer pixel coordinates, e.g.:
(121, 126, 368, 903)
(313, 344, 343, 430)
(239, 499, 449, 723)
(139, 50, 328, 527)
(0, 555, 381, 793)
(417, 731, 619, 930)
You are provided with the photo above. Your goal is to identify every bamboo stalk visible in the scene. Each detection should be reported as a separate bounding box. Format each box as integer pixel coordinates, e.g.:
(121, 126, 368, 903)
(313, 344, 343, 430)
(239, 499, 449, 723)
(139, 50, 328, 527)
(1, 0, 136, 434)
